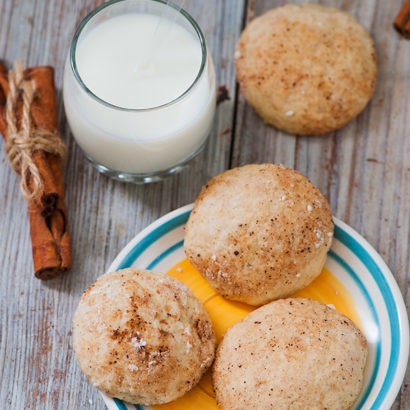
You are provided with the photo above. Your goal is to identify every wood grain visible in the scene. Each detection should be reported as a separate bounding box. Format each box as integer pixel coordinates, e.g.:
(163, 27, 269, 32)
(0, 1, 245, 408)
(0, 0, 408, 409)
(232, 1, 410, 409)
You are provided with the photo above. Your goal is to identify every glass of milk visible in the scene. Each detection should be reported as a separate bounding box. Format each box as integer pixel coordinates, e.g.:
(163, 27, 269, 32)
(63, 0, 216, 183)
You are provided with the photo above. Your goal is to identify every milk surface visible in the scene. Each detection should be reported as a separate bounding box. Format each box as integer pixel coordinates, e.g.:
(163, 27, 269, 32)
(63, 12, 215, 174)
(77, 14, 202, 109)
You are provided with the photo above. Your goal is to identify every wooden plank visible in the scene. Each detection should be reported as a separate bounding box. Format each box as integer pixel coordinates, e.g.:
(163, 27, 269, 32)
(232, 1, 409, 408)
(0, 0, 245, 408)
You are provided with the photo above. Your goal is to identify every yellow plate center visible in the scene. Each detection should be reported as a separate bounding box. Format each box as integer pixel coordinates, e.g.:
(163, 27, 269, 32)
(153, 259, 360, 410)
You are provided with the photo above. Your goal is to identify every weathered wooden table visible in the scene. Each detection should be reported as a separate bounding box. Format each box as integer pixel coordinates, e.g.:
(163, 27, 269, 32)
(0, 0, 408, 408)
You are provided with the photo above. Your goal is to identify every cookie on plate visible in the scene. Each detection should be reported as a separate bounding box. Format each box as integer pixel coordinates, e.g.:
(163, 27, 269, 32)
(235, 3, 377, 135)
(213, 298, 368, 410)
(73, 268, 216, 405)
(184, 164, 333, 306)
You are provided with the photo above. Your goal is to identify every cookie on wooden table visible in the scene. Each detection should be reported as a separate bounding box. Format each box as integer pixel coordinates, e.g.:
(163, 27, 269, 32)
(184, 164, 334, 306)
(73, 268, 216, 405)
(235, 3, 377, 135)
(213, 298, 368, 410)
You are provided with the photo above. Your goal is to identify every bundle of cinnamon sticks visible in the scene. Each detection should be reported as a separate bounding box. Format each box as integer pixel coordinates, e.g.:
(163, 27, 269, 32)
(0, 62, 71, 280)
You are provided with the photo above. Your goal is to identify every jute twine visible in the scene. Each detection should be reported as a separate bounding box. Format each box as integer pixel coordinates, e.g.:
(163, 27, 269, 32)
(4, 61, 66, 201)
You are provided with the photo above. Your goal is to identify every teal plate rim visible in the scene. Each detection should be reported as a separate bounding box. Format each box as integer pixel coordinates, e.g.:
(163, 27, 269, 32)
(102, 204, 409, 410)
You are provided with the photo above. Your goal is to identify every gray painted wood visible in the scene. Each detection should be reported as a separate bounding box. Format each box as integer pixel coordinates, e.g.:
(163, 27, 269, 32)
(233, 1, 410, 409)
(0, 0, 245, 408)
(0, 0, 408, 409)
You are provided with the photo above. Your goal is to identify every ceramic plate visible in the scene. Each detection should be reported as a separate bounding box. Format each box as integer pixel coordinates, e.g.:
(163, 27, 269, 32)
(101, 204, 409, 410)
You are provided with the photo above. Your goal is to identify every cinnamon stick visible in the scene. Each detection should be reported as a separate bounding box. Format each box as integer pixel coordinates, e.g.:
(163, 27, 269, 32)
(0, 62, 71, 279)
(394, 1, 410, 38)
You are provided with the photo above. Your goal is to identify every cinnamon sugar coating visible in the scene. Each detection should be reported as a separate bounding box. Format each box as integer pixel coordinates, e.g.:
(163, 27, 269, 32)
(73, 268, 216, 405)
(213, 298, 368, 410)
(184, 164, 334, 306)
(235, 4, 377, 135)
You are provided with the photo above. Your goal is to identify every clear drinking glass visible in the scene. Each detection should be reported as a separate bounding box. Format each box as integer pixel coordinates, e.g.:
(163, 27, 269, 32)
(63, 0, 216, 183)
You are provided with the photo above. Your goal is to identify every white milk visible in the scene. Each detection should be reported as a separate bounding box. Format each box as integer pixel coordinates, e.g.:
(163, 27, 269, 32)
(63, 12, 215, 175)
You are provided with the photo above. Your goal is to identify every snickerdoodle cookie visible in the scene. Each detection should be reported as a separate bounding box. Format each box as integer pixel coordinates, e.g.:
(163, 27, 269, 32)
(213, 298, 368, 410)
(73, 268, 216, 405)
(235, 4, 377, 135)
(184, 164, 333, 306)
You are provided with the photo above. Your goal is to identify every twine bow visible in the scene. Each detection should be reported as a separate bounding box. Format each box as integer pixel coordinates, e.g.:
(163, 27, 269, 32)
(4, 61, 66, 201)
